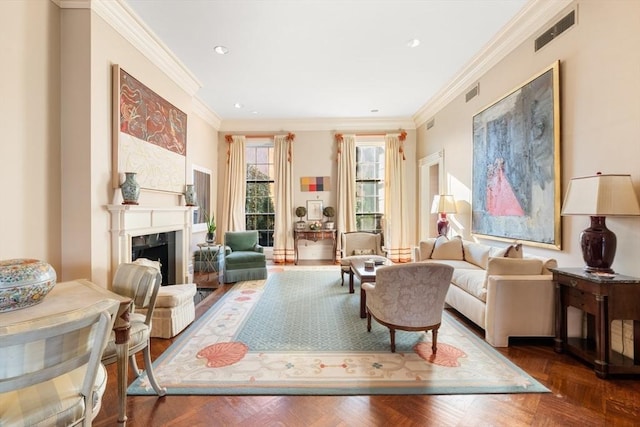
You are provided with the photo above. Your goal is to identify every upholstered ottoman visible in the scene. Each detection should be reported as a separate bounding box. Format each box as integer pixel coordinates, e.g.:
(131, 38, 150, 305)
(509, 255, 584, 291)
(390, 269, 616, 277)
(138, 283, 196, 339)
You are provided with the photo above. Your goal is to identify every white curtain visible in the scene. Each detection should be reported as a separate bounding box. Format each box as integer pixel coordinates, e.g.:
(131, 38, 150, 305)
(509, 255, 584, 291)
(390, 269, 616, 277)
(273, 134, 295, 263)
(221, 135, 246, 234)
(384, 133, 411, 262)
(336, 134, 357, 260)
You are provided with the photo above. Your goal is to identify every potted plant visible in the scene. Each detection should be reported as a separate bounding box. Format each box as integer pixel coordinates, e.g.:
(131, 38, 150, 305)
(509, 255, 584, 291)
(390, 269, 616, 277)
(323, 206, 335, 230)
(295, 206, 307, 230)
(204, 210, 216, 243)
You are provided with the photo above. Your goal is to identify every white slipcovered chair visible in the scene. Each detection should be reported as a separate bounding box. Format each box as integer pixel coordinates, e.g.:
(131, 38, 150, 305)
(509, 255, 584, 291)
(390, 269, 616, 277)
(0, 299, 119, 426)
(101, 263, 167, 396)
(362, 263, 453, 353)
(339, 231, 387, 288)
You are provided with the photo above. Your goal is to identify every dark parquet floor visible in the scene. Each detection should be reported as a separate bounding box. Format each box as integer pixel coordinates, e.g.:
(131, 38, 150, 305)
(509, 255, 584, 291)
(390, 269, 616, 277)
(94, 262, 640, 427)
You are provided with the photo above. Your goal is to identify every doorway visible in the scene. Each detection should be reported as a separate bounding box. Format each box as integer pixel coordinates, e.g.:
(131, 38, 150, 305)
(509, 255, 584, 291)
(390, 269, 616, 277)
(418, 150, 444, 240)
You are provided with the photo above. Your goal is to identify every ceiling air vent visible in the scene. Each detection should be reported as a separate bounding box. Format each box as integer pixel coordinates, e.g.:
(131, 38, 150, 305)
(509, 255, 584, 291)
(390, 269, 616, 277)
(535, 9, 576, 52)
(426, 118, 435, 130)
(465, 84, 479, 103)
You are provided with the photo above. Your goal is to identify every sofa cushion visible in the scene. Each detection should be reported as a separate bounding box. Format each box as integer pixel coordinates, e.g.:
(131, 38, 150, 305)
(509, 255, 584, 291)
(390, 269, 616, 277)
(431, 236, 464, 260)
(463, 241, 491, 269)
(452, 268, 488, 302)
(420, 259, 480, 270)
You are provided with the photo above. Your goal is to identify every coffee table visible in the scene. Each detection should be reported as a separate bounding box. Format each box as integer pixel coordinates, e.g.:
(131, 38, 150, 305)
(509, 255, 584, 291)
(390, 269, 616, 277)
(350, 258, 393, 318)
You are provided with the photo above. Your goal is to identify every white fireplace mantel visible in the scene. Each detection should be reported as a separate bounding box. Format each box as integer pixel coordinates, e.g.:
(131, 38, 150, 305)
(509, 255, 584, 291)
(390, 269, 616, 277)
(107, 205, 194, 283)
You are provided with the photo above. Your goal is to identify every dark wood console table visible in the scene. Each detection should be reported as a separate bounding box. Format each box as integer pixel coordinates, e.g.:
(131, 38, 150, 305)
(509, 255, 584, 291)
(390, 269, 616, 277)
(551, 267, 640, 378)
(294, 229, 336, 264)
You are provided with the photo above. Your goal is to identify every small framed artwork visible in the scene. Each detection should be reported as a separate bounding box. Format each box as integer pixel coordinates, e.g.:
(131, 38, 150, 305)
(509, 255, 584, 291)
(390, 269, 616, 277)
(306, 200, 323, 221)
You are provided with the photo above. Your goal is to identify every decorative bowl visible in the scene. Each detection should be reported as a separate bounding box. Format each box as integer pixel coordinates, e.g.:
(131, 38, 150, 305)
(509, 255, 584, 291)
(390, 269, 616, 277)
(0, 259, 57, 313)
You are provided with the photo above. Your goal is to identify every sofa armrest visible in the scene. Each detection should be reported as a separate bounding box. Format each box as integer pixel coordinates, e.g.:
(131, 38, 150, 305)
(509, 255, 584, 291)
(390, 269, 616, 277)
(484, 275, 555, 347)
(254, 244, 264, 253)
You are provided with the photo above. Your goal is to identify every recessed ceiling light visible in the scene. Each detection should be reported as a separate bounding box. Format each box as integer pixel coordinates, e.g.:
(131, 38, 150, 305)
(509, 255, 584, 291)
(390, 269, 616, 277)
(370, 109, 379, 113)
(234, 103, 243, 109)
(214, 45, 229, 55)
(407, 39, 420, 48)
(251, 111, 259, 115)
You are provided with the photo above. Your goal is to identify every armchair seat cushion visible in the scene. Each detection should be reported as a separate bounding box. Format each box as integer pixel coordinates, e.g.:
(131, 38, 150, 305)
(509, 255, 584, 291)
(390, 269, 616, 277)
(225, 251, 266, 269)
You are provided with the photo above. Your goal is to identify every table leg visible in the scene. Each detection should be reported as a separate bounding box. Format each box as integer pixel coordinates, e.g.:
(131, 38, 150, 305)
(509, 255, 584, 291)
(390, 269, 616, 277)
(349, 269, 354, 294)
(360, 287, 366, 319)
(113, 305, 131, 425)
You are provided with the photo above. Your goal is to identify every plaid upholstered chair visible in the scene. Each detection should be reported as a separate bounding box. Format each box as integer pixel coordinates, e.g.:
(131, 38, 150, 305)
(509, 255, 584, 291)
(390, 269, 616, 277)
(101, 263, 166, 396)
(0, 299, 119, 426)
(362, 263, 453, 353)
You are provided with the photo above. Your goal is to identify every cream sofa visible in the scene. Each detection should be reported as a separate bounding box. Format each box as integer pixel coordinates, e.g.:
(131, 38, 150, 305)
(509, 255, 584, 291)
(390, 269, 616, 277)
(414, 236, 557, 347)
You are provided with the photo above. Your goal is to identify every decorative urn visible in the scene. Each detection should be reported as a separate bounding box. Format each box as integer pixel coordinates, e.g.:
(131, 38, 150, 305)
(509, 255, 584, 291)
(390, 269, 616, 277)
(0, 259, 57, 312)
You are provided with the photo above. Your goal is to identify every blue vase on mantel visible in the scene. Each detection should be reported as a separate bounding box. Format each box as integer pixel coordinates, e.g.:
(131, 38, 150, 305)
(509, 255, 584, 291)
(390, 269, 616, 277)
(121, 172, 140, 205)
(184, 184, 197, 206)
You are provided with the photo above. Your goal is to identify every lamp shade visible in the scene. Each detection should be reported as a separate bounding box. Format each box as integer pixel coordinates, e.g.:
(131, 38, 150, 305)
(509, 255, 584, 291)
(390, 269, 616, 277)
(431, 195, 457, 214)
(561, 174, 640, 216)
(561, 173, 640, 273)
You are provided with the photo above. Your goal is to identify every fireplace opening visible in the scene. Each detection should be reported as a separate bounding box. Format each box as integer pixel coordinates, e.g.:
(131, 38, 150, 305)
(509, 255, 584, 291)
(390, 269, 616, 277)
(131, 232, 176, 285)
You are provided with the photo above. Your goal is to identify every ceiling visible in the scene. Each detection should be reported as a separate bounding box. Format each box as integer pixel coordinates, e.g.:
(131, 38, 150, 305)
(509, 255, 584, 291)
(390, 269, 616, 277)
(123, 0, 528, 122)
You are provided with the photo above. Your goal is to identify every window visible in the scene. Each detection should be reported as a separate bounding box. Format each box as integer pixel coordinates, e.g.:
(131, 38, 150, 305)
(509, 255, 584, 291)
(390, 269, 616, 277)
(246, 142, 275, 247)
(356, 142, 384, 233)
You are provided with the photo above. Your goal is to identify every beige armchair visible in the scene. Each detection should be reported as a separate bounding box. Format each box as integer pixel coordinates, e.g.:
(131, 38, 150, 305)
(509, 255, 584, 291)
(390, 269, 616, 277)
(340, 231, 387, 287)
(362, 263, 453, 353)
(0, 299, 119, 426)
(101, 263, 166, 396)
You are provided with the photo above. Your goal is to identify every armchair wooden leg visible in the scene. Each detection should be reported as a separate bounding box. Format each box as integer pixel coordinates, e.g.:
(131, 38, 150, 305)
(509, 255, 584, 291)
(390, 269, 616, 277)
(432, 328, 438, 355)
(389, 328, 396, 353)
(367, 313, 372, 331)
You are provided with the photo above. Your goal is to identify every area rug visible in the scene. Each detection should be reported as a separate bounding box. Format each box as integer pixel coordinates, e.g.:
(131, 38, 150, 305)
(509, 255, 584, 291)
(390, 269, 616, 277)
(128, 267, 549, 395)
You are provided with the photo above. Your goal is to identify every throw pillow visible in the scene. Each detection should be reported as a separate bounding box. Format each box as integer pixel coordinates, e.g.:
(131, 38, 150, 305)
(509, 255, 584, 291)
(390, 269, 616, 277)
(431, 235, 464, 260)
(505, 243, 523, 258)
(353, 248, 375, 256)
(418, 238, 437, 260)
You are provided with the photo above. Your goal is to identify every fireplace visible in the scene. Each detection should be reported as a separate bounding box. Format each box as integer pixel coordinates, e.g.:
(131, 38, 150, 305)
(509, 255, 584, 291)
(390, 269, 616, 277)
(131, 232, 176, 285)
(108, 205, 193, 284)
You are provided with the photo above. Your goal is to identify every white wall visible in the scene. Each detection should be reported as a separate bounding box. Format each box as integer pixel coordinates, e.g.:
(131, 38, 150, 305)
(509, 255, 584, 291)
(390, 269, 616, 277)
(417, 0, 640, 277)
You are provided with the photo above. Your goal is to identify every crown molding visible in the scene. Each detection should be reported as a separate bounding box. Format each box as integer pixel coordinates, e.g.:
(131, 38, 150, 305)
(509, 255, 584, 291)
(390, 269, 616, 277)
(58, 0, 202, 97)
(412, 0, 573, 127)
(219, 117, 417, 133)
(192, 97, 222, 130)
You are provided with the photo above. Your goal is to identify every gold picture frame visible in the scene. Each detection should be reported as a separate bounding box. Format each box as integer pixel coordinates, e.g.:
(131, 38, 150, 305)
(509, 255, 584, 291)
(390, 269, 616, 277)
(471, 61, 561, 249)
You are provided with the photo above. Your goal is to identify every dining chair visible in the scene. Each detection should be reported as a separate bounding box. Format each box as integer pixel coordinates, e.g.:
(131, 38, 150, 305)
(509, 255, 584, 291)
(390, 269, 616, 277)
(101, 263, 167, 396)
(0, 299, 119, 426)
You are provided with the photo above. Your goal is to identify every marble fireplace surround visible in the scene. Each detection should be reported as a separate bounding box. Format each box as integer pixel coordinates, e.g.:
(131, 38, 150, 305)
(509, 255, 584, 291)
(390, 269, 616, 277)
(108, 205, 193, 284)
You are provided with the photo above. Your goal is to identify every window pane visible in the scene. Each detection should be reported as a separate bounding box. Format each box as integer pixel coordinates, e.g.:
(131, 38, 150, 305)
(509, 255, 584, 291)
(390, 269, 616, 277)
(355, 143, 384, 233)
(246, 144, 275, 247)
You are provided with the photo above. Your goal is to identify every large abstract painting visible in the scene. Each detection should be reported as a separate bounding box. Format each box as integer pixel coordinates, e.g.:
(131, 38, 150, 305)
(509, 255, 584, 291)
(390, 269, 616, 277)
(471, 61, 561, 249)
(112, 65, 187, 193)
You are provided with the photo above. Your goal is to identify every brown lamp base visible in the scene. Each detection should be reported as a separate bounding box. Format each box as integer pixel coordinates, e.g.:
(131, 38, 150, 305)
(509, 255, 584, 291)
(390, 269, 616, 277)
(580, 216, 616, 274)
(436, 214, 450, 236)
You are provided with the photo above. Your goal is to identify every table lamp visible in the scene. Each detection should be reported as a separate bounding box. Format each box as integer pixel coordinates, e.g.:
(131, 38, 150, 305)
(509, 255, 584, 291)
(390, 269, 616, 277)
(431, 195, 457, 236)
(561, 173, 640, 273)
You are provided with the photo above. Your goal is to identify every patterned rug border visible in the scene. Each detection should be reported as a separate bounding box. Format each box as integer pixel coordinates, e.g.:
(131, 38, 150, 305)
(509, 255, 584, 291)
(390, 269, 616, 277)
(129, 269, 550, 396)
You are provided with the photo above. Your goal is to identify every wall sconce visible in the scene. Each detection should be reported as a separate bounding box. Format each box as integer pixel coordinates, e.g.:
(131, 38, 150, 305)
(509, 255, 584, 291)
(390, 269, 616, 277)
(561, 173, 640, 273)
(431, 195, 457, 236)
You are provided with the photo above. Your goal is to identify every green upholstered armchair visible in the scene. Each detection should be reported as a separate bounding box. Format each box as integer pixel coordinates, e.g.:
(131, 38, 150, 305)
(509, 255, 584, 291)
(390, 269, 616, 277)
(223, 231, 268, 283)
